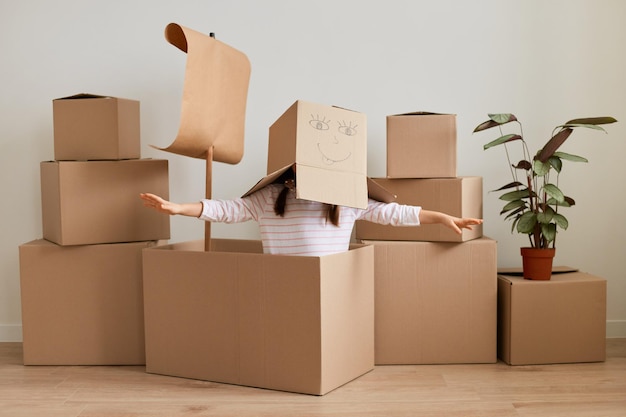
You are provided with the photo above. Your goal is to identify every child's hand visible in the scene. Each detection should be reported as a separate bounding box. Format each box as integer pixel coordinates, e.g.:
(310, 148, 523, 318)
(420, 209, 483, 235)
(450, 217, 483, 234)
(139, 193, 181, 215)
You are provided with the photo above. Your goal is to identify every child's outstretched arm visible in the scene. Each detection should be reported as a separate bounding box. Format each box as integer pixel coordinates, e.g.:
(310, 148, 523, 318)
(139, 193, 202, 218)
(418, 209, 483, 235)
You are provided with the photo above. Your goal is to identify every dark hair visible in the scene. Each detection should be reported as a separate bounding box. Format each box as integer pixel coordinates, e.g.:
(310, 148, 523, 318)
(273, 169, 340, 226)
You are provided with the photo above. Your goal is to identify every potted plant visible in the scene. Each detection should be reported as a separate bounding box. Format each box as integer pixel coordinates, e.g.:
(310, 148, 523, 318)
(473, 113, 617, 280)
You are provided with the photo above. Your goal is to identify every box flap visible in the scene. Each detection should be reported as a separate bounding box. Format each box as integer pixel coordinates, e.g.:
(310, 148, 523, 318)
(366, 178, 396, 203)
(242, 167, 396, 208)
(152, 23, 251, 164)
(54, 93, 111, 100)
(241, 165, 294, 198)
(296, 165, 368, 209)
(390, 111, 456, 117)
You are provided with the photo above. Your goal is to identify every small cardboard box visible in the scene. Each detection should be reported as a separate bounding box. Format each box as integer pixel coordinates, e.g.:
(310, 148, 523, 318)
(386, 112, 456, 178)
(498, 271, 607, 365)
(53, 93, 140, 161)
(265, 100, 368, 209)
(142, 239, 375, 395)
(361, 237, 497, 365)
(41, 159, 170, 246)
(19, 239, 158, 365)
(355, 177, 483, 242)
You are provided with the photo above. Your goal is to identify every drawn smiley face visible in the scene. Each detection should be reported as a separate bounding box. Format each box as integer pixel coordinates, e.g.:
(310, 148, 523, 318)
(308, 114, 358, 165)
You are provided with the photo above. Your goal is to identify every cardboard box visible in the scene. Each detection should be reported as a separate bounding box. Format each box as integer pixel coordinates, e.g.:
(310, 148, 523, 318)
(41, 159, 170, 246)
(498, 271, 607, 365)
(361, 237, 497, 365)
(264, 100, 368, 209)
(355, 177, 483, 242)
(142, 239, 375, 395)
(53, 93, 140, 161)
(386, 112, 456, 178)
(19, 239, 158, 365)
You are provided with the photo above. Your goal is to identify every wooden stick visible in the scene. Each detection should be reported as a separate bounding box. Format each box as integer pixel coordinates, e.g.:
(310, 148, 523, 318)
(204, 146, 213, 252)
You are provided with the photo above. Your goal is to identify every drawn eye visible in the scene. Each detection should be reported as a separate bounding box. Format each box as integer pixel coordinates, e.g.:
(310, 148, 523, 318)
(309, 115, 330, 131)
(338, 121, 358, 136)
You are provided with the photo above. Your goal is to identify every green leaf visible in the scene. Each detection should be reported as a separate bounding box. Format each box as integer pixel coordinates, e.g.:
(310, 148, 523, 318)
(548, 156, 562, 173)
(484, 134, 523, 150)
(564, 116, 617, 126)
(547, 197, 572, 207)
(499, 189, 532, 201)
(553, 151, 588, 163)
(489, 113, 517, 124)
(553, 213, 569, 230)
(501, 199, 526, 214)
(492, 181, 524, 192)
(543, 183, 565, 203)
(533, 159, 547, 175)
(474, 114, 518, 132)
(505, 206, 526, 221)
(511, 216, 520, 234)
(541, 223, 557, 242)
(558, 123, 607, 132)
(517, 211, 537, 234)
(537, 206, 555, 224)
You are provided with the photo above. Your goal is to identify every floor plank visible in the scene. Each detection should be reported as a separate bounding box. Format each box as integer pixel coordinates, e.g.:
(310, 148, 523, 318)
(0, 340, 624, 417)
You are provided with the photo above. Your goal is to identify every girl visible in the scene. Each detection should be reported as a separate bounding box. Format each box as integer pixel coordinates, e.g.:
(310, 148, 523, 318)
(140, 170, 482, 256)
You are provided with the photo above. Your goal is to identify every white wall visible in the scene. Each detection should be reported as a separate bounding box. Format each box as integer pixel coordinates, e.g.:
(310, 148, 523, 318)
(1, 0, 625, 341)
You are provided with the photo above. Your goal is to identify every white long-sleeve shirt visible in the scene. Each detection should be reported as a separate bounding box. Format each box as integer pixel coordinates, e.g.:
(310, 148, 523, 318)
(199, 184, 421, 256)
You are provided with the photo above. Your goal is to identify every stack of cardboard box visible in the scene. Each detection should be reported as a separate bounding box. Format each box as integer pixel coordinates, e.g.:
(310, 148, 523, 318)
(18, 94, 170, 365)
(356, 112, 498, 365)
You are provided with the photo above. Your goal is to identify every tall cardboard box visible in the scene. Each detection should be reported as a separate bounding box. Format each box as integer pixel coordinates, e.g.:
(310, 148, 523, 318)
(19, 239, 157, 365)
(498, 272, 606, 365)
(41, 159, 170, 246)
(386, 112, 456, 178)
(142, 239, 375, 395)
(361, 237, 497, 365)
(355, 177, 483, 242)
(53, 94, 140, 161)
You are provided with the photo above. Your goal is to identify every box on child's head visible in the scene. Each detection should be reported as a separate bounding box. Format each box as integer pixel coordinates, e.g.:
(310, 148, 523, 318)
(247, 100, 369, 209)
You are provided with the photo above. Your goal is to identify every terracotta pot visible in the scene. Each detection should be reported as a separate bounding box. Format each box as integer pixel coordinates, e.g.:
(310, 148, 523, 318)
(520, 247, 556, 280)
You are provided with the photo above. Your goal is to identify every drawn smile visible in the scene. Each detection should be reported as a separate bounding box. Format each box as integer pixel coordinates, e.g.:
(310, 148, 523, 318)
(317, 142, 352, 165)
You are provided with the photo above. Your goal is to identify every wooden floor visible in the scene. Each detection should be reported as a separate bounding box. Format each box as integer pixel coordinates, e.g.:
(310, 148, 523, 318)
(1, 341, 625, 417)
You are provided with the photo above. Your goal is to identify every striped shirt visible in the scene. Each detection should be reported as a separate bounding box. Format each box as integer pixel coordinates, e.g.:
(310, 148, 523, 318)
(199, 184, 421, 256)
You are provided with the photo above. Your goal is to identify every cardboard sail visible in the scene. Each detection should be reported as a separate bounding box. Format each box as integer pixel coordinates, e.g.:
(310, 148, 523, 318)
(155, 23, 251, 164)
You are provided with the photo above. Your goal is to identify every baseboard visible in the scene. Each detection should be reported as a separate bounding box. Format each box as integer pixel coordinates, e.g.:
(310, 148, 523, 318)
(0, 324, 23, 342)
(1, 321, 625, 343)
(606, 320, 626, 338)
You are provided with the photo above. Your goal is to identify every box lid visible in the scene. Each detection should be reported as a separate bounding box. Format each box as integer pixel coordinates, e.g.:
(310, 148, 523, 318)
(54, 93, 114, 101)
(242, 164, 396, 208)
(389, 111, 456, 117)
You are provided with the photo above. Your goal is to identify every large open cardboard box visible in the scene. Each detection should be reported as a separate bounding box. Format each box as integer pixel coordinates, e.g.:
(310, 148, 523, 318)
(142, 239, 375, 395)
(41, 159, 170, 246)
(361, 237, 497, 365)
(498, 271, 606, 365)
(386, 112, 457, 178)
(19, 239, 156, 365)
(53, 93, 140, 161)
(355, 177, 482, 242)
